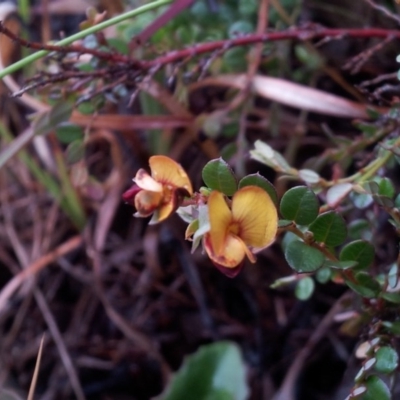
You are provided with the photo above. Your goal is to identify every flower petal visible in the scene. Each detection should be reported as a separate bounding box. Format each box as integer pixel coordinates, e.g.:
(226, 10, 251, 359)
(212, 262, 244, 278)
(149, 200, 175, 224)
(149, 155, 193, 195)
(204, 232, 249, 268)
(134, 169, 163, 192)
(122, 184, 141, 205)
(134, 190, 162, 217)
(208, 190, 232, 254)
(231, 186, 278, 248)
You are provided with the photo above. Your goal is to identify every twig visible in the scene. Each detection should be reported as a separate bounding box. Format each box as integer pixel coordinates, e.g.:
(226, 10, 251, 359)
(343, 35, 395, 74)
(358, 72, 398, 88)
(363, 0, 400, 25)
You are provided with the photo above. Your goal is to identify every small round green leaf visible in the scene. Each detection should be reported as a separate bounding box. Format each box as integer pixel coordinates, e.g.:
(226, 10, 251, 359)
(380, 292, 400, 304)
(280, 186, 319, 225)
(202, 158, 237, 196)
(159, 341, 248, 400)
(56, 123, 84, 144)
(340, 240, 375, 270)
(309, 211, 347, 247)
(77, 101, 96, 115)
(295, 277, 315, 300)
(350, 192, 374, 209)
(363, 181, 380, 195)
(285, 241, 325, 273)
(345, 272, 380, 298)
(239, 174, 278, 205)
(348, 219, 370, 240)
(382, 321, 400, 335)
(316, 266, 332, 284)
(377, 177, 395, 199)
(326, 183, 353, 207)
(362, 375, 390, 400)
(298, 169, 320, 184)
(372, 194, 394, 208)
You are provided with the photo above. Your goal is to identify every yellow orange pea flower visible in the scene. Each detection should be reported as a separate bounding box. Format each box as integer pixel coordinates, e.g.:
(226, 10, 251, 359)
(122, 155, 193, 224)
(204, 186, 278, 277)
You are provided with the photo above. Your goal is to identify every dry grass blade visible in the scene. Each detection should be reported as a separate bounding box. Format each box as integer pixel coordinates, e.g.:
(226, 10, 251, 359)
(34, 289, 86, 400)
(191, 74, 387, 118)
(27, 334, 45, 400)
(0, 235, 83, 314)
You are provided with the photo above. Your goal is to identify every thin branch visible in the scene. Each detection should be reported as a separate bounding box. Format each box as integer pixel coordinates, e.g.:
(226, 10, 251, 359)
(363, 0, 400, 25)
(2, 26, 400, 79)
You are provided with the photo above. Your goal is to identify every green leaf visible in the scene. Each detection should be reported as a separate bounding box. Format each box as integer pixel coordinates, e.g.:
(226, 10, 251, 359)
(395, 193, 400, 208)
(363, 181, 380, 195)
(228, 20, 254, 38)
(295, 277, 315, 300)
(285, 241, 325, 273)
(350, 192, 373, 209)
(309, 211, 347, 247)
(298, 169, 320, 184)
(376, 177, 395, 199)
(107, 38, 129, 55)
(280, 186, 319, 225)
(202, 158, 237, 196)
(159, 341, 248, 400)
(346, 272, 380, 298)
(382, 321, 400, 335)
(56, 123, 84, 144)
(315, 266, 332, 283)
(348, 219, 371, 240)
(380, 292, 400, 304)
(66, 139, 85, 164)
(339, 240, 375, 270)
(361, 375, 390, 400)
(77, 101, 96, 115)
(222, 47, 248, 72)
(250, 140, 291, 172)
(323, 260, 358, 270)
(326, 183, 353, 207)
(49, 101, 73, 127)
(33, 102, 73, 136)
(220, 143, 237, 161)
(372, 194, 394, 208)
(238, 174, 278, 205)
(354, 121, 379, 137)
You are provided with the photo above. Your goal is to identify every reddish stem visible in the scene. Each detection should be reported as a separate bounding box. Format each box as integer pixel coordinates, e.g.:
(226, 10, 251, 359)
(1, 23, 399, 71)
(143, 28, 400, 68)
